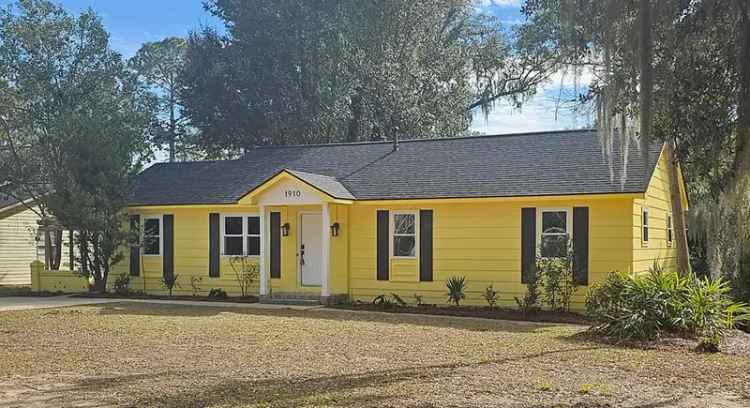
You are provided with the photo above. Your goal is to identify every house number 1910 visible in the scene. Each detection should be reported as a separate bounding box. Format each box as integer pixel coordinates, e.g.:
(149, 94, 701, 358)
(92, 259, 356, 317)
(284, 190, 301, 198)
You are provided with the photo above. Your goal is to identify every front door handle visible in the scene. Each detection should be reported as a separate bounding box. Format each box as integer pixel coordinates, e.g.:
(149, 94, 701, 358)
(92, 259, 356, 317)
(300, 244, 305, 266)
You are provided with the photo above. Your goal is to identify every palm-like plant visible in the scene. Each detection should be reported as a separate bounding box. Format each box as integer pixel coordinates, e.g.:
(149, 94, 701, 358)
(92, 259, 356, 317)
(446, 276, 466, 306)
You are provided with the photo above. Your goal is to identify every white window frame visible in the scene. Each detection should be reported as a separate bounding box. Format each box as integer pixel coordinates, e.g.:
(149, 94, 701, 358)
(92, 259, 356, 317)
(538, 208, 572, 259)
(142, 215, 163, 257)
(641, 207, 650, 246)
(390, 210, 419, 259)
(221, 213, 260, 257)
(667, 212, 674, 247)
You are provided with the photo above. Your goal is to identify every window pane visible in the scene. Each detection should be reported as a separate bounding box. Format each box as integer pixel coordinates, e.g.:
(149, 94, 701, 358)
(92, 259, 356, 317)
(541, 235, 567, 258)
(224, 236, 243, 255)
(542, 211, 566, 234)
(643, 226, 649, 242)
(225, 217, 243, 235)
(247, 217, 260, 235)
(394, 235, 415, 257)
(247, 236, 260, 256)
(144, 219, 160, 236)
(394, 214, 415, 234)
(144, 236, 160, 255)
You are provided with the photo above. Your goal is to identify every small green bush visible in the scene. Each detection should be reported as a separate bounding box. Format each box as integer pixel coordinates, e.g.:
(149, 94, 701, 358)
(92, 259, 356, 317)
(189, 276, 202, 297)
(372, 294, 394, 306)
(483, 285, 498, 307)
(391, 293, 407, 306)
(537, 242, 578, 312)
(586, 263, 750, 350)
(208, 288, 228, 299)
(515, 268, 542, 313)
(161, 273, 180, 296)
(446, 276, 466, 306)
(113, 273, 131, 296)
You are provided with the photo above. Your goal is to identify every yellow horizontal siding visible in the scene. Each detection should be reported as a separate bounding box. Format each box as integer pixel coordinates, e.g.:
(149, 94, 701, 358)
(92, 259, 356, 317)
(348, 199, 634, 309)
(632, 148, 680, 274)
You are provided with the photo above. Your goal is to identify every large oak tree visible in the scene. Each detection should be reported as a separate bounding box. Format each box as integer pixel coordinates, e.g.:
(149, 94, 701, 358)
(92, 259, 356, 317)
(180, 0, 556, 155)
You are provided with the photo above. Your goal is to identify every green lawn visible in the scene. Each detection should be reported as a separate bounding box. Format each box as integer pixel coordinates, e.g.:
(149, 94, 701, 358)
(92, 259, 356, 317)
(0, 302, 748, 407)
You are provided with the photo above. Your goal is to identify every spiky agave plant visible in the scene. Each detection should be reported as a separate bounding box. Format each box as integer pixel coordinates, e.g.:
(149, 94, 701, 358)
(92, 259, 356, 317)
(446, 276, 467, 306)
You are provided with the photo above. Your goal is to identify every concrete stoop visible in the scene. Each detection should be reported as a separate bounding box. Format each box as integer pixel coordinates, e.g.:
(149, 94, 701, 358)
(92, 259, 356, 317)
(260, 293, 348, 306)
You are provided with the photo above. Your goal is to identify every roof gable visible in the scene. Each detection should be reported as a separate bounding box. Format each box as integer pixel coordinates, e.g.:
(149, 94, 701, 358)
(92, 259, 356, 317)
(129, 129, 662, 206)
(239, 169, 355, 205)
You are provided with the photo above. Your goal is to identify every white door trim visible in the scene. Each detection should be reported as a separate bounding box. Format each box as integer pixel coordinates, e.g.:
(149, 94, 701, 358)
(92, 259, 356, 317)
(297, 211, 323, 287)
(321, 203, 331, 297)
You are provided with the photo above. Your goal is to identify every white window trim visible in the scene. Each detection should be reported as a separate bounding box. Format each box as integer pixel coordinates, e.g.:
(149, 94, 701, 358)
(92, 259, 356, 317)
(667, 212, 674, 247)
(642, 207, 650, 247)
(537, 208, 572, 258)
(390, 210, 419, 259)
(221, 213, 260, 257)
(142, 215, 163, 257)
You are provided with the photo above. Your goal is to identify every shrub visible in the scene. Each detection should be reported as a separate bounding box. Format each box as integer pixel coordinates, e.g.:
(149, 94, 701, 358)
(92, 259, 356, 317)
(515, 268, 542, 313)
(677, 276, 750, 351)
(189, 276, 202, 297)
(391, 293, 407, 306)
(537, 242, 578, 312)
(372, 294, 394, 307)
(208, 288, 228, 299)
(483, 285, 498, 307)
(113, 273, 131, 296)
(229, 256, 259, 297)
(586, 263, 750, 350)
(446, 276, 466, 306)
(161, 273, 180, 296)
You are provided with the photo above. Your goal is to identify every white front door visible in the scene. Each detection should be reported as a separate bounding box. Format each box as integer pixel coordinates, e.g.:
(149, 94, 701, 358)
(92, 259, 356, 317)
(299, 213, 322, 286)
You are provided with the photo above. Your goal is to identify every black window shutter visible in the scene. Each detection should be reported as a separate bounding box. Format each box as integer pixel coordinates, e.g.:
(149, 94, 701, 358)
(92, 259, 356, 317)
(270, 212, 281, 279)
(129, 215, 140, 276)
(209, 213, 220, 277)
(521, 208, 536, 283)
(573, 207, 589, 285)
(419, 210, 433, 282)
(376, 210, 389, 280)
(163, 214, 174, 278)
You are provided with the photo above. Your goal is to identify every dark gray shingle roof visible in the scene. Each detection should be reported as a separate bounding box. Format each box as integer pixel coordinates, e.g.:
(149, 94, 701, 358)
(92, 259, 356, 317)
(129, 129, 662, 206)
(0, 193, 18, 211)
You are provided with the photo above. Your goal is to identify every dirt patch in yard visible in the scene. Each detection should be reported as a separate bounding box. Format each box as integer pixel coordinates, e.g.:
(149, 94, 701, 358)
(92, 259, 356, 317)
(332, 302, 590, 325)
(0, 302, 749, 407)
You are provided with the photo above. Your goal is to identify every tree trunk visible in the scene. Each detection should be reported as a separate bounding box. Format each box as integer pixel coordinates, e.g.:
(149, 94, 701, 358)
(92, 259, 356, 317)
(667, 143, 691, 274)
(638, 0, 653, 161)
(50, 230, 62, 270)
(347, 92, 362, 142)
(169, 92, 176, 162)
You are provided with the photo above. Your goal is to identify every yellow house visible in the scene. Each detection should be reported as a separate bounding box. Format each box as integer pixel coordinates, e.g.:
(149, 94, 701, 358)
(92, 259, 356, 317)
(114, 129, 688, 308)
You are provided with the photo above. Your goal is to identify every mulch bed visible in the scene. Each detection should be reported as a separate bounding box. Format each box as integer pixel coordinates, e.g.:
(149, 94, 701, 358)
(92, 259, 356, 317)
(0, 287, 65, 297)
(73, 292, 259, 304)
(331, 302, 590, 325)
(572, 329, 750, 356)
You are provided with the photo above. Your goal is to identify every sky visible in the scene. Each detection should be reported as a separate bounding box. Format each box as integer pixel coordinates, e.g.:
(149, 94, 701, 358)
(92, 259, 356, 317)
(5, 0, 590, 135)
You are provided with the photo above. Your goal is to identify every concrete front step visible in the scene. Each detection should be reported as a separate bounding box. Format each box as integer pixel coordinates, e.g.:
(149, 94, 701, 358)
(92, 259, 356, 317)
(263, 293, 322, 306)
(267, 298, 322, 306)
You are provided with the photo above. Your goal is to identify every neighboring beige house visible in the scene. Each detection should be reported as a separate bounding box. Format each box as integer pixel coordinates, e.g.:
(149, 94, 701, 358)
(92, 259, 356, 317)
(0, 195, 40, 285)
(0, 194, 73, 286)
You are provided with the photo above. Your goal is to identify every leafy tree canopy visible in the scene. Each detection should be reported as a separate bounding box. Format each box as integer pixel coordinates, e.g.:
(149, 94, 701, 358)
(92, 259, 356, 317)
(520, 0, 750, 279)
(130, 37, 200, 161)
(0, 0, 154, 290)
(181, 0, 556, 155)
